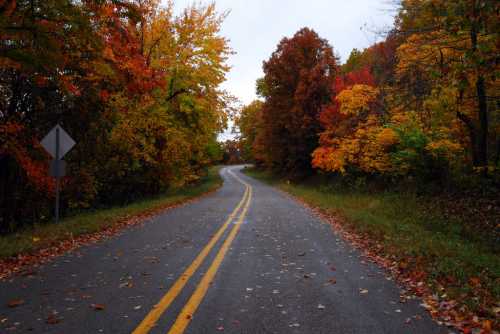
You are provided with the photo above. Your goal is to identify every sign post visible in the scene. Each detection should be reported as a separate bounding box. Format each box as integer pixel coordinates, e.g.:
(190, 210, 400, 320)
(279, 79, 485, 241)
(55, 127, 60, 224)
(40, 124, 75, 224)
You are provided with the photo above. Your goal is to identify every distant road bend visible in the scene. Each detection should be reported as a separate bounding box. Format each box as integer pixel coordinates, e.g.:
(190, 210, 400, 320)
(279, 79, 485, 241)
(0, 166, 444, 333)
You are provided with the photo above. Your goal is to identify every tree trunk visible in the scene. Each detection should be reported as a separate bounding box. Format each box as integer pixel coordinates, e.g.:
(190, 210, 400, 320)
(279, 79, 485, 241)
(495, 139, 500, 167)
(456, 110, 479, 166)
(470, 1, 489, 170)
(476, 74, 488, 168)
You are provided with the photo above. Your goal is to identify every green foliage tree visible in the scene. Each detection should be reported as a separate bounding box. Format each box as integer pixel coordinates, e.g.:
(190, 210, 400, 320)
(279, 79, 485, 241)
(235, 100, 263, 162)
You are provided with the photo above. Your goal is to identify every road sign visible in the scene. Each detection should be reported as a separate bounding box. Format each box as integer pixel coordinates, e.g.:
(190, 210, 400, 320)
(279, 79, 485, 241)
(41, 124, 75, 159)
(40, 124, 76, 224)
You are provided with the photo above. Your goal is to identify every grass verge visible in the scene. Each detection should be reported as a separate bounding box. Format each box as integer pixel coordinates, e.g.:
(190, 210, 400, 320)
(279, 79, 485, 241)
(243, 167, 499, 322)
(0, 166, 223, 260)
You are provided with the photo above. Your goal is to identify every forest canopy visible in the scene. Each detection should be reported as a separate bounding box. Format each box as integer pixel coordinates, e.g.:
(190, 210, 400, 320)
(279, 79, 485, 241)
(0, 0, 231, 232)
(237, 0, 499, 181)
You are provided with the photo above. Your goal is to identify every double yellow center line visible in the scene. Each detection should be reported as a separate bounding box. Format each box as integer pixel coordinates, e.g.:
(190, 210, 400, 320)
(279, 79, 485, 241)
(132, 168, 252, 334)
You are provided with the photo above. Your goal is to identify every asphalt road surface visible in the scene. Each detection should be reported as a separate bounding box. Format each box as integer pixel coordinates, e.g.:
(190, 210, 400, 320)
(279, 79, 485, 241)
(0, 166, 446, 334)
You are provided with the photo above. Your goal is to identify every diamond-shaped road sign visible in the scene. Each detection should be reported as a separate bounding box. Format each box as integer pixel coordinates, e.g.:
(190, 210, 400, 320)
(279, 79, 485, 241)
(40, 124, 76, 224)
(40, 124, 75, 159)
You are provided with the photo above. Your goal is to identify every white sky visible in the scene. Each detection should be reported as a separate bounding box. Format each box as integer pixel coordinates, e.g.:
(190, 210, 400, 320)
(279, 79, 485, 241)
(168, 0, 397, 139)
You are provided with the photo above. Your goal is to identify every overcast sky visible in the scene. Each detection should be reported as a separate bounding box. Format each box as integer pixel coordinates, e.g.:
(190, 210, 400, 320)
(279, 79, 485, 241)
(169, 0, 397, 139)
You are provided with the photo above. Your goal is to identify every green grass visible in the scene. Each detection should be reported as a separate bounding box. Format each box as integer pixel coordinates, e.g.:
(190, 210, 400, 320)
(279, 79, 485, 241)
(243, 167, 499, 314)
(0, 166, 223, 260)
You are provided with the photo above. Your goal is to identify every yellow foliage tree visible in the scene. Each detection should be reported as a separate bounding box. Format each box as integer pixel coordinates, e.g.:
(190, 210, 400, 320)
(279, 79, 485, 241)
(313, 84, 399, 174)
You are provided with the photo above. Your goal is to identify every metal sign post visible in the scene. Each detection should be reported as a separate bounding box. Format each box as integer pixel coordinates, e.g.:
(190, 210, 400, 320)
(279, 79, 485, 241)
(40, 124, 75, 224)
(55, 127, 60, 224)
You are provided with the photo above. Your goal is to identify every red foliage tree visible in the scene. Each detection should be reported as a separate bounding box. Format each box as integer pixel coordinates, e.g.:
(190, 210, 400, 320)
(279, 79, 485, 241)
(318, 67, 375, 131)
(258, 28, 337, 178)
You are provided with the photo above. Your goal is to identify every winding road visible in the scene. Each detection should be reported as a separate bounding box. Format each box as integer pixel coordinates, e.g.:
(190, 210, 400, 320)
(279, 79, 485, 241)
(0, 166, 445, 333)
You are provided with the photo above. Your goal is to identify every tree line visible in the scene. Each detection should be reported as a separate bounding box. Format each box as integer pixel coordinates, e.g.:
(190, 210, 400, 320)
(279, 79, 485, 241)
(237, 0, 499, 183)
(0, 0, 231, 232)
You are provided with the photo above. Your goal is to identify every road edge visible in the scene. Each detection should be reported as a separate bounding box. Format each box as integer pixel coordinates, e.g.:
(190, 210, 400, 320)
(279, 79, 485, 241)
(0, 167, 224, 281)
(241, 167, 497, 333)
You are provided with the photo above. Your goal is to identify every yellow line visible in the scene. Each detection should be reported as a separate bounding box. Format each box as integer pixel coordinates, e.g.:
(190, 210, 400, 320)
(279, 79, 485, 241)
(227, 168, 250, 187)
(132, 178, 249, 334)
(167, 186, 253, 334)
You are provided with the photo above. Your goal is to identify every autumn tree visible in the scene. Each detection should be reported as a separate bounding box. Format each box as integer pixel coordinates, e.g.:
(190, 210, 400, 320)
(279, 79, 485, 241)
(258, 28, 337, 178)
(313, 0, 499, 178)
(0, 0, 232, 231)
(394, 0, 499, 171)
(0, 0, 117, 229)
(221, 140, 242, 165)
(312, 68, 400, 174)
(235, 100, 264, 162)
(101, 2, 232, 197)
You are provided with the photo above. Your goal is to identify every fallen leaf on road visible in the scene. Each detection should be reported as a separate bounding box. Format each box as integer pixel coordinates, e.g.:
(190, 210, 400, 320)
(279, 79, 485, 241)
(21, 270, 37, 277)
(325, 278, 337, 285)
(91, 304, 105, 311)
(420, 302, 432, 310)
(119, 282, 133, 289)
(46, 314, 60, 324)
(7, 299, 25, 308)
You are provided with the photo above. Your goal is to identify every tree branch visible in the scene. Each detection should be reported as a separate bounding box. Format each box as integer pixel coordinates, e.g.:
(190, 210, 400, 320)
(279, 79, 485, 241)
(166, 88, 187, 102)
